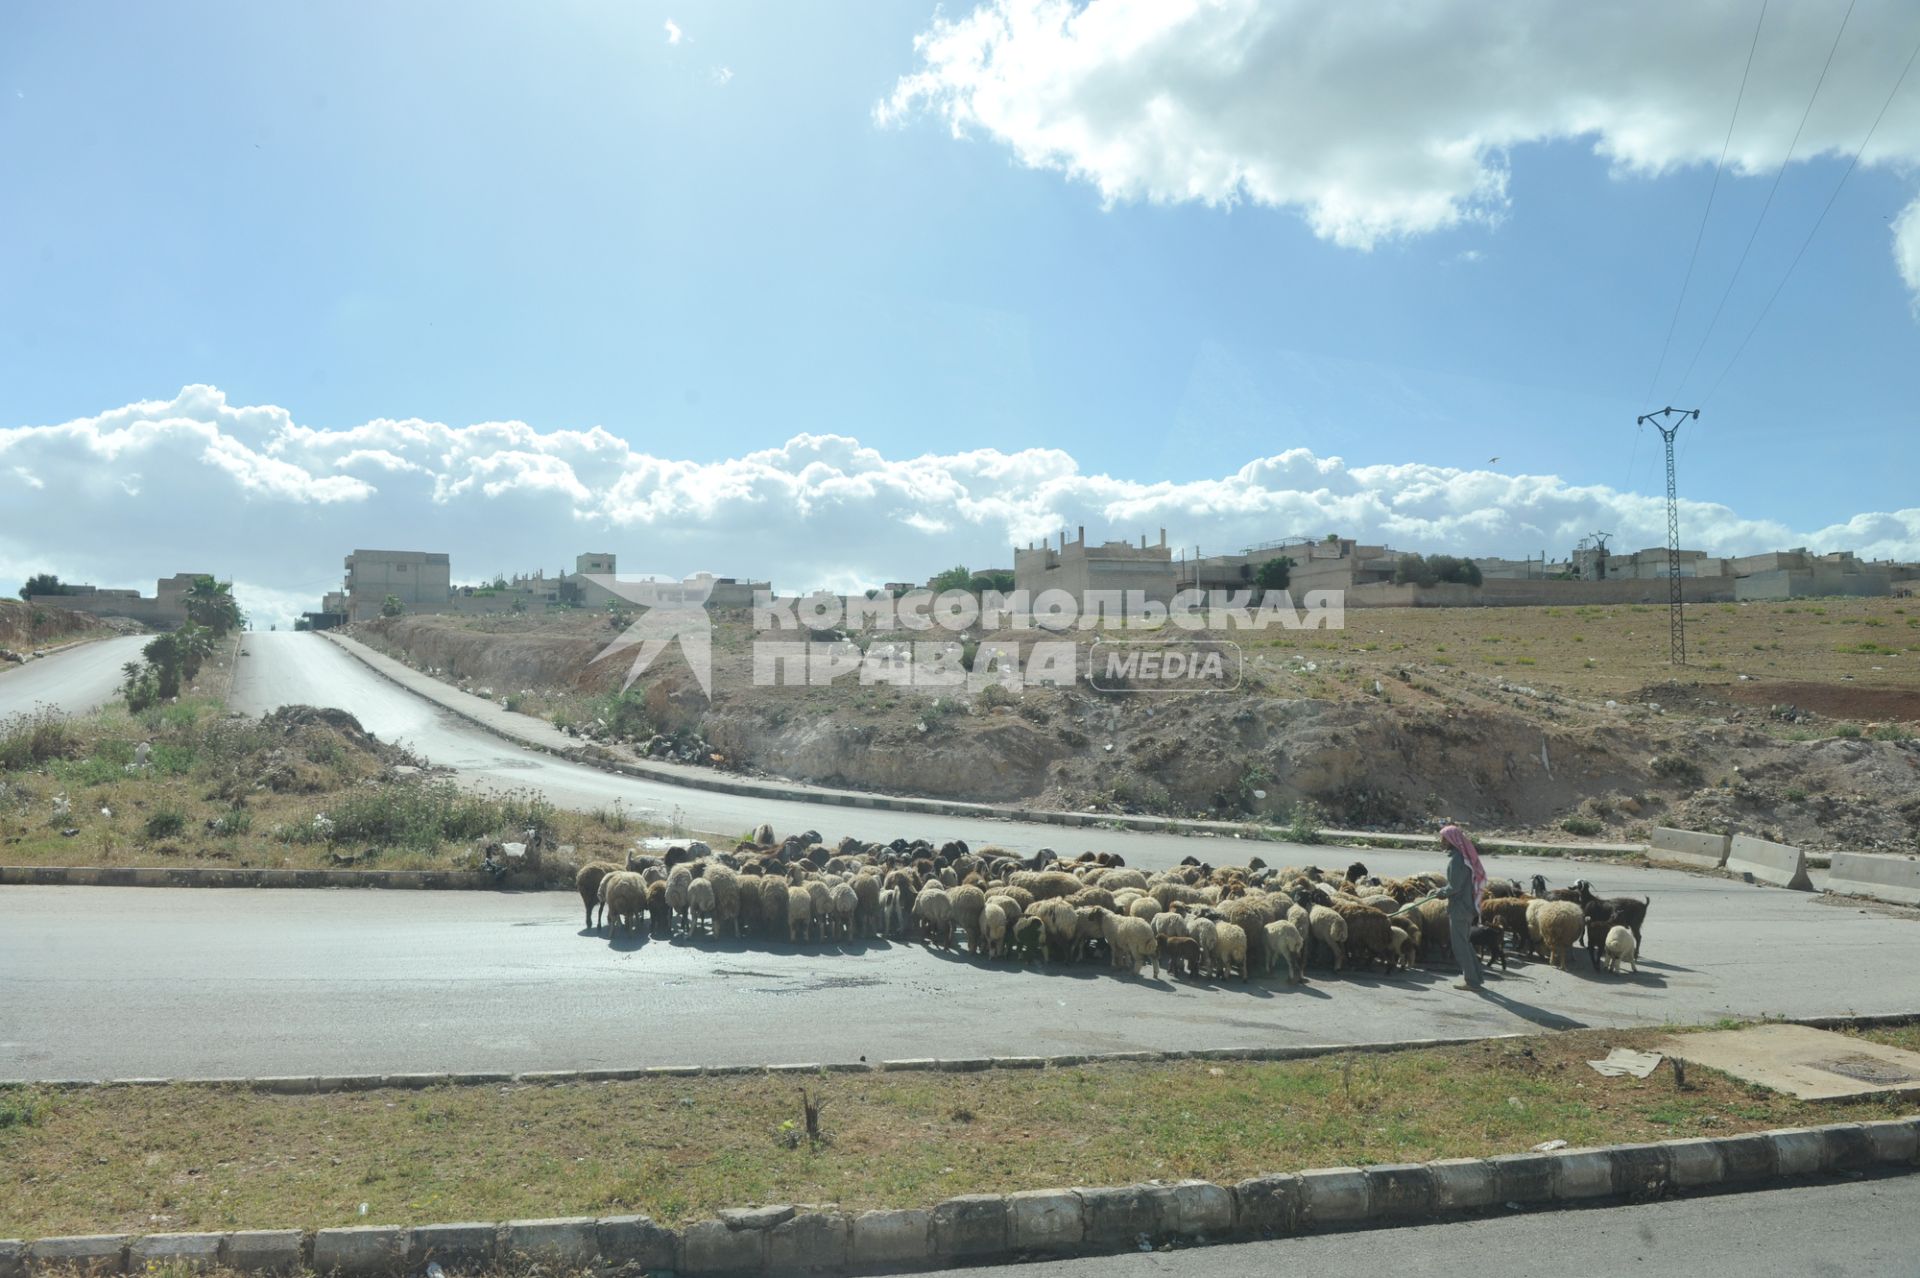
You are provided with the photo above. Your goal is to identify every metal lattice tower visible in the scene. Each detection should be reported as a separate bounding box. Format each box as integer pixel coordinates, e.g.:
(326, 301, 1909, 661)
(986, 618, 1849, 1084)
(1636, 407, 1699, 666)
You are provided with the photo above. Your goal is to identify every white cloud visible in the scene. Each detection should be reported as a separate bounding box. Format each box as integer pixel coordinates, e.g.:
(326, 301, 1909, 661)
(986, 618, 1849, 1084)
(4, 386, 1917, 630)
(663, 18, 684, 45)
(712, 65, 734, 87)
(879, 0, 1920, 279)
(1894, 195, 1920, 303)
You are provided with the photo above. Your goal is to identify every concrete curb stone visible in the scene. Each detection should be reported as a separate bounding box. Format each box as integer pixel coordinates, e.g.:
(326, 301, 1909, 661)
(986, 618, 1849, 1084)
(1005, 1190, 1083, 1253)
(310, 1226, 406, 1277)
(766, 1213, 849, 1275)
(217, 1232, 304, 1274)
(1361, 1164, 1432, 1220)
(1426, 1158, 1498, 1211)
(500, 1219, 597, 1268)
(1766, 1127, 1826, 1177)
(1298, 1168, 1370, 1226)
(1713, 1132, 1779, 1181)
(1548, 1149, 1616, 1200)
(405, 1222, 495, 1270)
(1861, 1117, 1920, 1165)
(594, 1216, 677, 1271)
(1167, 1180, 1234, 1236)
(1228, 1175, 1301, 1236)
(1818, 1122, 1875, 1172)
(1488, 1151, 1555, 1203)
(848, 1210, 931, 1271)
(25, 1235, 129, 1275)
(128, 1234, 222, 1271)
(1605, 1143, 1672, 1200)
(931, 1195, 1007, 1260)
(682, 1218, 764, 1276)
(1664, 1138, 1727, 1188)
(0, 1242, 24, 1278)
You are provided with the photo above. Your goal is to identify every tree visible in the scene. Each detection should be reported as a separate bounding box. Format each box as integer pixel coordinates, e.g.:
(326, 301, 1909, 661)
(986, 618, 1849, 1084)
(381, 594, 405, 617)
(969, 570, 1016, 594)
(1253, 556, 1294, 596)
(928, 564, 973, 594)
(19, 573, 74, 601)
(1394, 553, 1483, 588)
(184, 576, 243, 636)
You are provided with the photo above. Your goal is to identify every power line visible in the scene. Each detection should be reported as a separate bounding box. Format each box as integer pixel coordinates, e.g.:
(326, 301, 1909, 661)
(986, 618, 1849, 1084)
(1669, 0, 1858, 399)
(1642, 0, 1770, 403)
(1702, 20, 1920, 407)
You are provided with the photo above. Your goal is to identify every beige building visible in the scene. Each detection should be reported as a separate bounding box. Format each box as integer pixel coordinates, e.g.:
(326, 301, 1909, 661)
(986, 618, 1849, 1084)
(344, 549, 452, 622)
(28, 572, 209, 629)
(1016, 527, 1175, 608)
(1176, 537, 1400, 595)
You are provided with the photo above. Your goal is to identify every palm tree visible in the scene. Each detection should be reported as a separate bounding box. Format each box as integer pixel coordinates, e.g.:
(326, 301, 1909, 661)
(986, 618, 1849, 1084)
(184, 576, 242, 636)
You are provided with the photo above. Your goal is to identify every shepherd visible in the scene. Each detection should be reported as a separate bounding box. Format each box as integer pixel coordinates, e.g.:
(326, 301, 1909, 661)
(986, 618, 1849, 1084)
(1434, 823, 1489, 990)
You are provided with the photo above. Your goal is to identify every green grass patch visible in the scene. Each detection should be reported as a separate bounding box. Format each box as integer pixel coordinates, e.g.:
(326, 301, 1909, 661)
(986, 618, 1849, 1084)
(2, 1026, 1916, 1238)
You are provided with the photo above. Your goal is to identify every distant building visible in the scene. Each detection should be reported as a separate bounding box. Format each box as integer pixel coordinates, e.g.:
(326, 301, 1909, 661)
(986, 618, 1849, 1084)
(343, 549, 451, 622)
(1016, 527, 1175, 608)
(28, 572, 210, 629)
(1176, 537, 1400, 596)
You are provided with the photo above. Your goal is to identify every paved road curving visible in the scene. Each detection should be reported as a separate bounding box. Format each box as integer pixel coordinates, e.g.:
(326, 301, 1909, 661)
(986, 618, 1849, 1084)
(0, 635, 148, 720)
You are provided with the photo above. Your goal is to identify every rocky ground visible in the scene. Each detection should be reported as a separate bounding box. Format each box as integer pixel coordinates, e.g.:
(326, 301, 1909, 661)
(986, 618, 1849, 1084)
(351, 595, 1920, 852)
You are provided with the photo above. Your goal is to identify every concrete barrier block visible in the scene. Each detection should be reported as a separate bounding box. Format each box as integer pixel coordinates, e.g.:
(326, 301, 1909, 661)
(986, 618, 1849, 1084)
(406, 1223, 495, 1270)
(311, 1227, 406, 1277)
(931, 1195, 1007, 1260)
(129, 1235, 222, 1271)
(1607, 1143, 1673, 1199)
(594, 1215, 677, 1270)
(1649, 827, 1729, 869)
(1767, 1127, 1826, 1176)
(0, 1241, 23, 1278)
(1820, 1123, 1876, 1171)
(28, 1236, 129, 1275)
(1362, 1164, 1432, 1220)
(220, 1230, 306, 1273)
(1167, 1180, 1233, 1236)
(1426, 1159, 1497, 1211)
(765, 1212, 848, 1274)
(1230, 1175, 1301, 1235)
(1298, 1168, 1370, 1227)
(1861, 1117, 1920, 1165)
(1713, 1132, 1778, 1182)
(1825, 852, 1920, 906)
(682, 1219, 764, 1276)
(1488, 1152, 1554, 1205)
(1005, 1190, 1083, 1252)
(849, 1210, 930, 1271)
(1727, 834, 1812, 891)
(1077, 1185, 1170, 1246)
(719, 1206, 794, 1232)
(1664, 1138, 1726, 1188)
(502, 1218, 597, 1268)
(1549, 1149, 1615, 1200)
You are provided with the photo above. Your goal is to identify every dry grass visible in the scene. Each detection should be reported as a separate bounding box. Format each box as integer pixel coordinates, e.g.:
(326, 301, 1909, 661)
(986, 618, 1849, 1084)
(3, 1025, 1915, 1237)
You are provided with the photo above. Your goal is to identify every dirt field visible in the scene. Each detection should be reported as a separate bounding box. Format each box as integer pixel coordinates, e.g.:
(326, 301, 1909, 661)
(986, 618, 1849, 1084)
(0, 597, 118, 653)
(352, 596, 1920, 852)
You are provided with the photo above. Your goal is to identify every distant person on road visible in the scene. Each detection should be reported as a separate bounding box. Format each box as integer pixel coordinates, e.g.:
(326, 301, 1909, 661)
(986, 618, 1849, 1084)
(1434, 823, 1489, 991)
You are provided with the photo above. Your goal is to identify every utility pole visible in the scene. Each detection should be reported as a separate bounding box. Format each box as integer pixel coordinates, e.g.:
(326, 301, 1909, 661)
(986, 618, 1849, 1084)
(1636, 407, 1699, 666)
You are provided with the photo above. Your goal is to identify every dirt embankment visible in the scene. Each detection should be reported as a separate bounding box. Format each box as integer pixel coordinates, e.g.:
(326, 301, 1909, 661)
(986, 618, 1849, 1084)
(354, 610, 1920, 851)
(0, 598, 120, 653)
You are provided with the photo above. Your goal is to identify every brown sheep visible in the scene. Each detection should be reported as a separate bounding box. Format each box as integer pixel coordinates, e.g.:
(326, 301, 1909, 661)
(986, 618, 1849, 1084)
(1156, 934, 1203, 980)
(1329, 899, 1398, 973)
(576, 860, 622, 930)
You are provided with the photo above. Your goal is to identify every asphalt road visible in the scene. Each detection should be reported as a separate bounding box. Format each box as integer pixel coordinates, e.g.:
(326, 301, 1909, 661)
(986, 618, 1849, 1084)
(0, 635, 147, 719)
(931, 1175, 1920, 1277)
(3, 871, 1914, 1080)
(5, 629, 1917, 1080)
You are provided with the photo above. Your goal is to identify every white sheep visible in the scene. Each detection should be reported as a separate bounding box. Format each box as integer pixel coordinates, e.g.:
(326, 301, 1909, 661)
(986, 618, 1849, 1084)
(1211, 921, 1249, 982)
(979, 899, 1012, 959)
(687, 876, 716, 936)
(914, 885, 955, 950)
(786, 885, 815, 944)
(1604, 924, 1639, 974)
(1101, 910, 1160, 977)
(1308, 905, 1348, 972)
(666, 864, 695, 931)
(1263, 919, 1306, 983)
(829, 881, 859, 942)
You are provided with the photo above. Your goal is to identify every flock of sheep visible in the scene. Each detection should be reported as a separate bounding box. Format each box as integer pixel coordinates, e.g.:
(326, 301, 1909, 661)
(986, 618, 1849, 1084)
(576, 825, 1654, 984)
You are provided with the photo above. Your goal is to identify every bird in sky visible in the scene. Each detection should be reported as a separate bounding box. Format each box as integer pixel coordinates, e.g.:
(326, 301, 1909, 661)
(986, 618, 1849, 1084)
(1487, 456, 1501, 464)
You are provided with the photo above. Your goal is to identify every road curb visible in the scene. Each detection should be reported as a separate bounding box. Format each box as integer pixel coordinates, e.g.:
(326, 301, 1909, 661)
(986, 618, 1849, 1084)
(0, 865, 504, 890)
(5, 1014, 1914, 1094)
(9, 1117, 1916, 1275)
(322, 633, 1654, 858)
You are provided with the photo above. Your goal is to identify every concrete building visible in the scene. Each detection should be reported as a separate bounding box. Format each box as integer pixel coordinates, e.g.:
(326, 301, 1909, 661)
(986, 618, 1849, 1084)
(27, 572, 209, 629)
(1016, 527, 1175, 609)
(343, 550, 452, 622)
(1175, 537, 1400, 596)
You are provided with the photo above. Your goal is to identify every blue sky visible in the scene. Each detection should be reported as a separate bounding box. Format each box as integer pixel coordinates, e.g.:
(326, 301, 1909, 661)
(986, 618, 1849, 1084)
(3, 1, 1919, 619)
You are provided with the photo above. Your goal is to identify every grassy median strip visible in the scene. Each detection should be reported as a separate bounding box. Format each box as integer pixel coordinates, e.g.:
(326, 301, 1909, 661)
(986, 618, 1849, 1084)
(4, 1024, 1917, 1238)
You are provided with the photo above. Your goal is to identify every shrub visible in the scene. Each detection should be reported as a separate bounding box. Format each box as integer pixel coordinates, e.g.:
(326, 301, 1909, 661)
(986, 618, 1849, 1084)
(209, 806, 253, 836)
(1284, 800, 1325, 845)
(143, 806, 187, 839)
(1650, 754, 1704, 787)
(1560, 815, 1603, 836)
(0, 711, 83, 771)
(1831, 723, 1862, 739)
(0, 1089, 44, 1129)
(1872, 723, 1914, 742)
